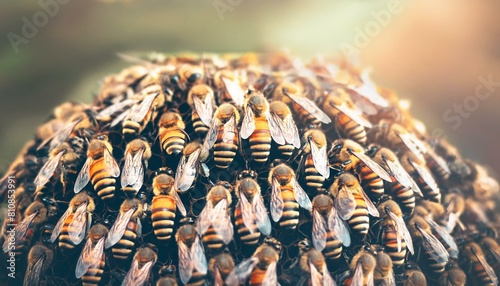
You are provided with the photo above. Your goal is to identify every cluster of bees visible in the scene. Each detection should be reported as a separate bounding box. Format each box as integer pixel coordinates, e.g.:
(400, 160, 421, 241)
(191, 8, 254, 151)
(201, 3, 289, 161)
(0, 52, 499, 286)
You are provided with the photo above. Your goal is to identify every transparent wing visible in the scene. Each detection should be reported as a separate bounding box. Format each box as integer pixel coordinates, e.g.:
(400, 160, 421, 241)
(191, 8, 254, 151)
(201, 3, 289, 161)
(240, 107, 256, 140)
(284, 114, 301, 148)
(171, 188, 187, 217)
(193, 95, 213, 127)
(330, 209, 351, 247)
(212, 199, 234, 244)
(322, 263, 336, 286)
(292, 178, 312, 211)
(262, 261, 278, 286)
(310, 142, 330, 179)
(285, 92, 331, 124)
(310, 260, 322, 286)
(174, 149, 200, 192)
(240, 192, 256, 234)
(473, 249, 499, 286)
(396, 132, 426, 159)
(225, 257, 258, 285)
(197, 201, 213, 235)
(201, 118, 220, 156)
(385, 158, 423, 196)
(192, 236, 208, 274)
(424, 217, 458, 259)
(178, 241, 194, 284)
(214, 266, 224, 286)
(3, 212, 37, 252)
(312, 209, 327, 251)
(350, 150, 391, 181)
(24, 254, 45, 286)
(253, 194, 272, 236)
(76, 237, 104, 279)
(335, 186, 356, 220)
(351, 261, 364, 286)
(332, 104, 372, 128)
(266, 112, 286, 145)
(417, 225, 449, 264)
(221, 77, 245, 107)
(105, 207, 135, 249)
(34, 150, 64, 188)
(50, 206, 73, 243)
(360, 189, 379, 217)
(130, 92, 158, 122)
(97, 99, 137, 119)
(110, 109, 131, 127)
(104, 148, 120, 178)
(68, 203, 88, 245)
(411, 161, 440, 196)
(121, 149, 145, 191)
(223, 116, 237, 143)
(122, 260, 153, 286)
(367, 270, 374, 286)
(270, 178, 284, 222)
(74, 158, 91, 193)
(388, 211, 414, 255)
(38, 118, 80, 151)
(425, 149, 451, 175)
(349, 69, 389, 108)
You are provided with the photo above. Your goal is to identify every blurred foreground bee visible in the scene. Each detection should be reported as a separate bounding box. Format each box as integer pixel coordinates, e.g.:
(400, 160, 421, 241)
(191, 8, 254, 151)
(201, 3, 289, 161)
(121, 138, 152, 197)
(197, 184, 234, 251)
(122, 245, 158, 286)
(176, 223, 208, 285)
(298, 238, 335, 286)
(23, 243, 54, 286)
(74, 137, 120, 200)
(188, 84, 216, 138)
(330, 173, 379, 239)
(50, 192, 95, 250)
(462, 242, 498, 286)
(226, 237, 281, 286)
(75, 223, 108, 286)
(209, 251, 235, 286)
(269, 100, 301, 160)
(300, 130, 330, 190)
(174, 142, 209, 193)
(157, 265, 179, 286)
(159, 111, 188, 156)
(279, 82, 331, 126)
(347, 249, 376, 286)
(269, 163, 312, 229)
(105, 198, 144, 260)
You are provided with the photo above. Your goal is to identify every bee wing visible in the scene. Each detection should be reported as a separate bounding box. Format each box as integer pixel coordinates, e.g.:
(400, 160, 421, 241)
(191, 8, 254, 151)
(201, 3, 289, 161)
(253, 194, 272, 236)
(38, 118, 81, 151)
(76, 237, 104, 278)
(367, 270, 375, 286)
(197, 201, 213, 235)
(214, 266, 224, 286)
(425, 149, 451, 175)
(329, 207, 352, 247)
(225, 257, 259, 285)
(312, 209, 327, 251)
(97, 99, 137, 119)
(34, 150, 64, 188)
(360, 188, 379, 217)
(410, 160, 440, 196)
(352, 261, 364, 286)
(262, 261, 278, 286)
(423, 217, 458, 259)
(178, 240, 194, 284)
(201, 118, 220, 157)
(349, 150, 391, 182)
(416, 225, 449, 264)
(388, 211, 414, 255)
(292, 177, 312, 211)
(240, 192, 256, 234)
(104, 148, 120, 178)
(284, 114, 301, 148)
(472, 249, 499, 286)
(310, 142, 330, 179)
(322, 263, 336, 286)
(349, 70, 389, 108)
(191, 235, 208, 275)
(222, 115, 237, 143)
(485, 244, 500, 264)
(121, 148, 145, 191)
(193, 95, 213, 127)
(285, 92, 331, 124)
(50, 205, 73, 243)
(335, 186, 356, 220)
(68, 203, 89, 245)
(385, 158, 423, 197)
(74, 157, 91, 193)
(122, 260, 154, 286)
(130, 92, 158, 122)
(221, 77, 245, 107)
(171, 188, 187, 217)
(271, 178, 284, 222)
(332, 104, 372, 128)
(105, 207, 135, 249)
(240, 106, 256, 140)
(24, 252, 45, 286)
(310, 261, 322, 286)
(212, 199, 234, 244)
(3, 212, 37, 252)
(110, 109, 131, 127)
(266, 112, 286, 146)
(396, 132, 426, 159)
(174, 149, 200, 192)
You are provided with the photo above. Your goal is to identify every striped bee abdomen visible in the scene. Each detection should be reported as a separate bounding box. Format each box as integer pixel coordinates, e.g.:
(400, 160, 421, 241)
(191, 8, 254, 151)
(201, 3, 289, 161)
(358, 164, 384, 200)
(279, 187, 300, 229)
(347, 193, 370, 239)
(336, 113, 367, 145)
(90, 157, 116, 200)
(304, 154, 325, 189)
(151, 195, 176, 240)
(213, 127, 238, 169)
(382, 224, 407, 268)
(234, 205, 261, 245)
(112, 220, 139, 260)
(248, 117, 272, 164)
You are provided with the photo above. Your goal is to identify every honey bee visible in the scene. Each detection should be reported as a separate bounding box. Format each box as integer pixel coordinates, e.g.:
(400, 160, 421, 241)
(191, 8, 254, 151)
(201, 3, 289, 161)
(462, 242, 498, 286)
(74, 137, 120, 200)
(400, 151, 441, 203)
(188, 84, 216, 138)
(202, 103, 239, 169)
(329, 139, 391, 200)
(151, 172, 186, 240)
(157, 265, 179, 286)
(0, 141, 39, 198)
(209, 251, 235, 286)
(158, 111, 188, 156)
(176, 223, 208, 285)
(36, 116, 83, 152)
(120, 87, 165, 136)
(298, 238, 335, 286)
(268, 100, 301, 160)
(75, 223, 108, 286)
(440, 192, 465, 233)
(438, 262, 466, 286)
(311, 194, 351, 260)
(50, 192, 95, 250)
(480, 237, 500, 275)
(176, 64, 204, 88)
(105, 198, 144, 260)
(174, 142, 209, 193)
(234, 173, 271, 245)
(122, 245, 158, 286)
(373, 248, 396, 286)
(300, 130, 331, 190)
(226, 237, 281, 286)
(121, 138, 152, 197)
(348, 249, 376, 286)
(402, 263, 427, 286)
(269, 163, 312, 229)
(197, 184, 234, 251)
(330, 173, 379, 239)
(279, 82, 331, 126)
(23, 243, 54, 286)
(214, 69, 245, 107)
(378, 199, 414, 268)
(419, 215, 459, 260)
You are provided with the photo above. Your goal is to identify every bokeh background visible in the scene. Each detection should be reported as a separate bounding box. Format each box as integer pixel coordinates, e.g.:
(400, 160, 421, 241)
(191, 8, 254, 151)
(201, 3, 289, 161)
(0, 0, 499, 174)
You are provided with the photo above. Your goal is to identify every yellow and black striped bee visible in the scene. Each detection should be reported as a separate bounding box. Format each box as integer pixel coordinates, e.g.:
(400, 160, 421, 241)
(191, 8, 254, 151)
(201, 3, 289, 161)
(209, 251, 235, 286)
(269, 163, 312, 229)
(188, 84, 216, 138)
(400, 151, 441, 203)
(158, 111, 188, 156)
(105, 198, 144, 260)
(461, 242, 498, 286)
(176, 222, 208, 286)
(122, 245, 158, 286)
(157, 265, 179, 286)
(151, 172, 186, 240)
(75, 223, 108, 286)
(438, 262, 466, 286)
(50, 192, 95, 250)
(174, 142, 208, 193)
(36, 115, 86, 152)
(311, 193, 350, 260)
(197, 183, 234, 251)
(268, 100, 301, 160)
(176, 64, 205, 89)
(300, 130, 330, 190)
(234, 171, 271, 245)
(122, 88, 163, 137)
(201, 103, 240, 170)
(347, 248, 376, 286)
(298, 238, 335, 286)
(330, 173, 379, 240)
(213, 69, 245, 107)
(226, 237, 281, 286)
(23, 243, 54, 286)
(121, 138, 152, 197)
(74, 136, 120, 200)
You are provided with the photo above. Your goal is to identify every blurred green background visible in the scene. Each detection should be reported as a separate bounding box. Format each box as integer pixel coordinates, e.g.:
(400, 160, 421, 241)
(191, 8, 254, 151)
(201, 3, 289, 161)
(0, 0, 499, 173)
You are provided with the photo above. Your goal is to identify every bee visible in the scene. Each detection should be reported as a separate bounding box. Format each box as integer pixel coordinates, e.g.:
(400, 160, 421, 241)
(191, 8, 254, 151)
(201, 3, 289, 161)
(226, 237, 281, 286)
(202, 103, 239, 169)
(234, 173, 272, 245)
(373, 248, 396, 286)
(462, 242, 499, 286)
(268, 163, 312, 229)
(157, 265, 179, 286)
(50, 192, 95, 250)
(438, 262, 466, 286)
(122, 89, 162, 136)
(176, 223, 208, 286)
(174, 142, 209, 193)
(122, 245, 158, 286)
(348, 249, 376, 286)
(330, 173, 379, 239)
(151, 172, 186, 240)
(214, 69, 245, 107)
(0, 141, 39, 198)
(36, 116, 84, 152)
(378, 199, 414, 268)
(300, 130, 331, 190)
(400, 151, 441, 203)
(209, 251, 235, 286)
(440, 193, 465, 233)
(480, 237, 500, 275)
(158, 111, 188, 156)
(188, 84, 216, 138)
(176, 64, 204, 88)
(75, 223, 108, 286)
(105, 198, 144, 260)
(268, 100, 301, 160)
(121, 138, 152, 197)
(298, 238, 335, 286)
(74, 137, 120, 200)
(197, 184, 234, 251)
(329, 139, 391, 200)
(311, 194, 351, 260)
(23, 243, 54, 286)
